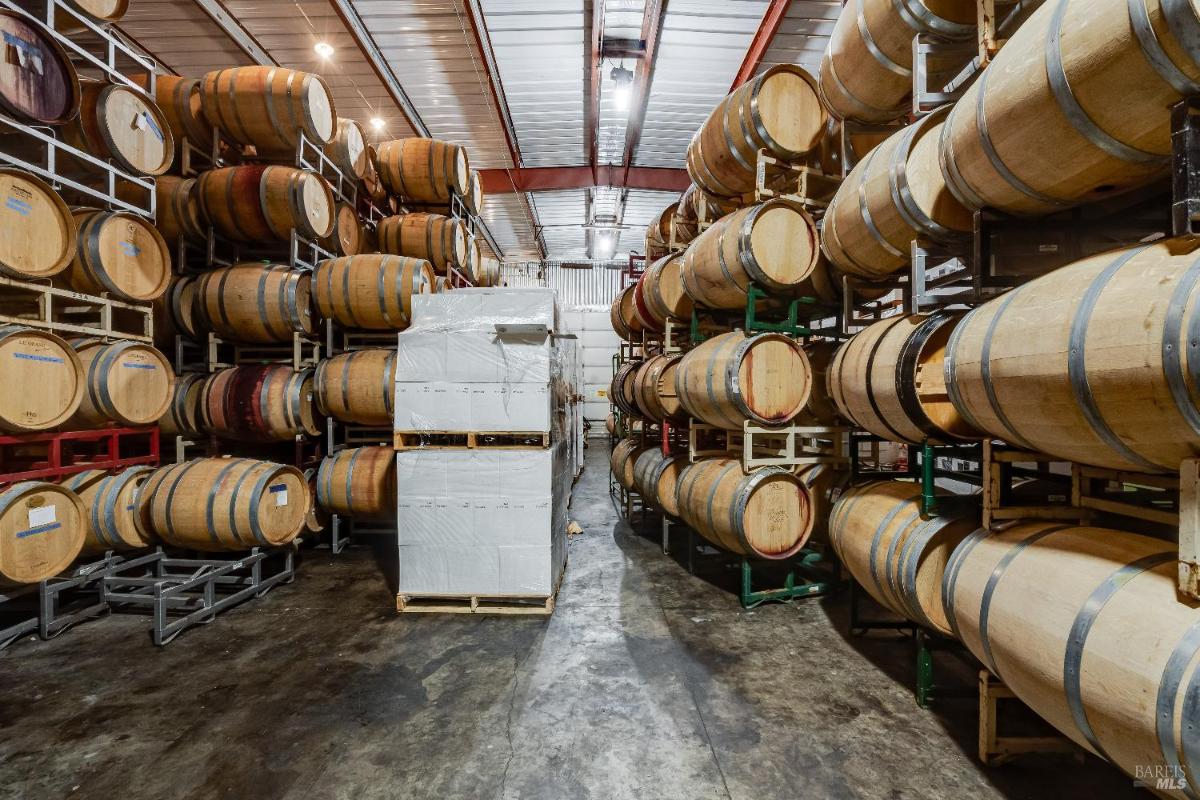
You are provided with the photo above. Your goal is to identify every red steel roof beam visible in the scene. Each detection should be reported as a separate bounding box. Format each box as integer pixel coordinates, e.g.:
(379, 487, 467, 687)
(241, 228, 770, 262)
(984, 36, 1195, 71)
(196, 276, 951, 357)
(730, 0, 793, 91)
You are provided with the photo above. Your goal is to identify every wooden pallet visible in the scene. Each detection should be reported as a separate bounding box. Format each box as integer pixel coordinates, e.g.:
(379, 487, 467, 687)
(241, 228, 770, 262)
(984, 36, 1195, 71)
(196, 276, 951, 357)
(0, 276, 153, 343)
(394, 431, 551, 451)
(396, 562, 565, 615)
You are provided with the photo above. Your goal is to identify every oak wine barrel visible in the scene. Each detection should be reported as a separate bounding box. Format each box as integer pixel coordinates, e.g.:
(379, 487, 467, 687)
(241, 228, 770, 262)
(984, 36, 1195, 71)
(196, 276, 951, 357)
(56, 0, 128, 28)
(63, 79, 174, 177)
(682, 200, 819, 309)
(69, 338, 173, 428)
(676, 331, 811, 430)
(301, 466, 327, 535)
(62, 466, 155, 556)
(645, 203, 677, 261)
(610, 438, 654, 491)
(322, 201, 364, 257)
(376, 138, 470, 204)
(0, 11, 80, 125)
(829, 312, 977, 445)
(68, 208, 171, 302)
(795, 463, 851, 544)
(678, 183, 743, 230)
(0, 168, 76, 280)
(634, 253, 692, 330)
(632, 448, 688, 517)
(465, 237, 483, 284)
(632, 354, 685, 423)
(196, 165, 335, 243)
(313, 254, 435, 331)
(200, 67, 335, 154)
(377, 212, 469, 272)
(153, 275, 201, 350)
(676, 458, 813, 559)
(147, 175, 205, 246)
(823, 107, 972, 280)
(944, 240, 1200, 472)
(361, 145, 388, 204)
(201, 365, 321, 442)
(944, 522, 1200, 795)
(159, 372, 206, 438)
(316, 446, 396, 520)
(330, 118, 369, 180)
(314, 349, 396, 426)
(796, 255, 841, 305)
(687, 65, 827, 198)
(605, 413, 619, 437)
(939, 0, 1200, 215)
(0, 481, 86, 588)
(609, 361, 643, 419)
(830, 480, 977, 635)
(796, 341, 841, 426)
(819, 0, 975, 123)
(139, 458, 309, 551)
(466, 169, 483, 215)
(609, 285, 644, 341)
(0, 326, 83, 432)
(196, 263, 314, 345)
(130, 74, 213, 148)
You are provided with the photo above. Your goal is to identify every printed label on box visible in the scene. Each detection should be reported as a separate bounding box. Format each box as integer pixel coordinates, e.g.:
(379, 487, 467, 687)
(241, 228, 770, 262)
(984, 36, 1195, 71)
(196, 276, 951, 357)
(28, 505, 55, 528)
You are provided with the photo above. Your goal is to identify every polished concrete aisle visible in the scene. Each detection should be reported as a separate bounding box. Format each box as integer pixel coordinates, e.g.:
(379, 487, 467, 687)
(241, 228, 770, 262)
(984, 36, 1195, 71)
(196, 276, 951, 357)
(0, 445, 1137, 800)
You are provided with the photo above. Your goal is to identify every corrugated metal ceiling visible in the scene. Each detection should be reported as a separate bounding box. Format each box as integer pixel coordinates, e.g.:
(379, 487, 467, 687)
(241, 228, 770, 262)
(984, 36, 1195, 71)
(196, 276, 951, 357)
(756, 0, 839, 77)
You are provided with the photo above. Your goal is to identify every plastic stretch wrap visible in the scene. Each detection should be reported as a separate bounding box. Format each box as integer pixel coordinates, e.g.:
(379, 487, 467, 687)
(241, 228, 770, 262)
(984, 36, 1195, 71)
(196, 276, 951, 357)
(407, 288, 559, 333)
(395, 440, 570, 596)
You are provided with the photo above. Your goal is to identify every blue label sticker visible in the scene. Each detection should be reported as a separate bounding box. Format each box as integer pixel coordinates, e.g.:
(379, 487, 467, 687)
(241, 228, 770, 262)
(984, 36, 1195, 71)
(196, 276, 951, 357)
(141, 111, 165, 143)
(118, 241, 142, 258)
(269, 484, 287, 493)
(14, 352, 64, 364)
(5, 197, 31, 216)
(17, 522, 61, 539)
(122, 362, 156, 370)
(2, 31, 34, 54)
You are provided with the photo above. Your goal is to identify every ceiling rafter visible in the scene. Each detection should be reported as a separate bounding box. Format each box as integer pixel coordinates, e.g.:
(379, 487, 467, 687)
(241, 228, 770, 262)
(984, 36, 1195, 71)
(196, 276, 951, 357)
(730, 0, 793, 90)
(619, 0, 668, 182)
(479, 166, 690, 194)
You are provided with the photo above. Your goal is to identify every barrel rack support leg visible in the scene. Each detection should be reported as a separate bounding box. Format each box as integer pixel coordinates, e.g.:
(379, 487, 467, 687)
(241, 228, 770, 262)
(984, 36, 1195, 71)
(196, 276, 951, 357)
(848, 579, 915, 638)
(738, 549, 832, 610)
(915, 629, 977, 708)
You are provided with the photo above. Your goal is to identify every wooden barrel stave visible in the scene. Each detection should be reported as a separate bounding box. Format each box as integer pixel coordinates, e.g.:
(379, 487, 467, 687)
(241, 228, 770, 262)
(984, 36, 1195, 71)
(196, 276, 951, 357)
(331, 118, 369, 180)
(376, 138, 470, 204)
(201, 365, 321, 442)
(68, 208, 172, 302)
(153, 275, 201, 351)
(632, 448, 687, 517)
(322, 201, 363, 257)
(159, 372, 206, 438)
(676, 331, 811, 430)
(131, 74, 213, 148)
(69, 338, 173, 428)
(638, 253, 693, 329)
(200, 67, 336, 154)
(377, 212, 469, 272)
(608, 361, 643, 420)
(63, 79, 174, 177)
(62, 466, 155, 555)
(316, 446, 396, 520)
(314, 349, 396, 426)
(0, 326, 83, 432)
(0, 168, 76, 280)
(313, 254, 435, 331)
(609, 285, 644, 342)
(196, 165, 335, 243)
(195, 263, 314, 345)
(632, 354, 685, 423)
(140, 458, 309, 551)
(609, 438, 654, 491)
(0, 481, 86, 587)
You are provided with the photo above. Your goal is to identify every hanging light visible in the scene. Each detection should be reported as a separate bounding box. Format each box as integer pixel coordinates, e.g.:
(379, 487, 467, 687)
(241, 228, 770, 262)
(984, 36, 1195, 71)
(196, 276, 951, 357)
(314, 42, 335, 59)
(610, 63, 635, 112)
(370, 117, 386, 132)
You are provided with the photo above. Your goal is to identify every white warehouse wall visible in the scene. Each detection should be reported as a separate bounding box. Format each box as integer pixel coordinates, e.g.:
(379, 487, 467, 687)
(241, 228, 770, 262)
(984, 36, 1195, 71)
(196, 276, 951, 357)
(559, 308, 620, 435)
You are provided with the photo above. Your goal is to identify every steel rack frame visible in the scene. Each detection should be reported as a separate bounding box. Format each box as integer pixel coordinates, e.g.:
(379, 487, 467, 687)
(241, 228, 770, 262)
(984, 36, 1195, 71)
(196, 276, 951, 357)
(0, 425, 158, 484)
(174, 331, 322, 375)
(0, 275, 155, 342)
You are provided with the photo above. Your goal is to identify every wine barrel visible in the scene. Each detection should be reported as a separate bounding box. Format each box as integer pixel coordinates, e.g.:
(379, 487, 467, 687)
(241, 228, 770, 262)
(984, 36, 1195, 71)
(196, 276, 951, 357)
(796, 341, 841, 426)
(795, 463, 851, 544)
(377, 138, 470, 204)
(609, 285, 644, 342)
(153, 275, 201, 350)
(196, 165, 335, 242)
(62, 466, 155, 556)
(330, 118, 369, 180)
(67, 209, 171, 302)
(139, 458, 309, 551)
(0, 168, 76, 280)
(63, 79, 174, 177)
(322, 202, 363, 257)
(301, 467, 327, 535)
(682, 200, 819, 309)
(159, 372, 206, 438)
(678, 183, 744, 229)
(316, 446, 395, 520)
(632, 354, 685, 423)
(148, 176, 205, 246)
(466, 237, 483, 284)
(361, 145, 388, 204)
(632, 448, 688, 517)
(944, 240, 1200, 472)
(687, 65, 826, 198)
(200, 67, 336, 154)
(819, 0, 975, 124)
(195, 263, 314, 345)
(56, 0, 128, 27)
(605, 413, 618, 437)
(645, 203, 677, 261)
(466, 169, 483, 215)
(130, 74, 213, 147)
(940, 0, 1200, 215)
(635, 253, 692, 331)
(69, 338, 173, 428)
(201, 365, 321, 442)
(830, 480, 978, 635)
(943, 522, 1200, 793)
(0, 11, 80, 125)
(0, 326, 83, 432)
(314, 349, 396, 426)
(0, 481, 86, 587)
(609, 361, 643, 419)
(822, 107, 972, 280)
(676, 331, 811, 430)
(377, 213, 468, 272)
(829, 312, 977, 445)
(610, 438, 654, 491)
(795, 255, 841, 305)
(676, 458, 814, 559)
(312, 254, 435, 331)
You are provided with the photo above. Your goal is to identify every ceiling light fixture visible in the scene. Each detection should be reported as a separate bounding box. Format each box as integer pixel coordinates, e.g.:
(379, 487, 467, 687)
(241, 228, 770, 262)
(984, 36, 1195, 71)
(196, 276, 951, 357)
(314, 41, 335, 59)
(610, 63, 635, 112)
(370, 117, 386, 131)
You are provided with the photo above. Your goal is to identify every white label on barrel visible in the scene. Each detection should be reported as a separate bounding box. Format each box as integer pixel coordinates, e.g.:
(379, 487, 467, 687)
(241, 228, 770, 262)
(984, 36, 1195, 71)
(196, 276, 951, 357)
(29, 505, 56, 528)
(270, 483, 288, 506)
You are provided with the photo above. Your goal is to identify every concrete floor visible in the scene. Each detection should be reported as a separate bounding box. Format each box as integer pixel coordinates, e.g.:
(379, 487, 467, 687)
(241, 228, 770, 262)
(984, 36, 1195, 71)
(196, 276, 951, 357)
(0, 445, 1141, 800)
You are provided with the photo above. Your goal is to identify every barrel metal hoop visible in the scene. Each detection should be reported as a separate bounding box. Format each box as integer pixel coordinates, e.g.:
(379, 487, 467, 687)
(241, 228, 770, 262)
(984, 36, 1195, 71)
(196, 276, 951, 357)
(858, 5, 912, 77)
(943, 306, 990, 436)
(893, 0, 975, 38)
(730, 466, 796, 558)
(344, 447, 366, 515)
(1163, 0, 1200, 75)
(889, 109, 967, 242)
(938, 106, 989, 210)
(868, 502, 921, 602)
(1156, 621, 1200, 800)
(882, 507, 932, 613)
(95, 342, 130, 420)
(283, 71, 302, 150)
(1162, 255, 1200, 436)
(286, 370, 307, 432)
(861, 318, 917, 444)
(83, 214, 124, 297)
(317, 452, 333, 508)
(974, 67, 1073, 209)
(899, 514, 961, 629)
(978, 525, 1073, 674)
(1064, 551, 1175, 761)
(705, 461, 742, 548)
(1130, 0, 1200, 94)
(704, 337, 745, 429)
(726, 333, 783, 426)
(162, 460, 205, 546)
(93, 474, 115, 548)
(284, 270, 303, 334)
(722, 105, 755, 175)
(897, 312, 957, 442)
(941, 525, 990, 640)
(737, 204, 787, 293)
(1046, 0, 1168, 165)
(263, 69, 286, 152)
(821, 47, 904, 122)
(978, 286, 1039, 451)
(825, 202, 886, 278)
(245, 466, 278, 546)
(207, 459, 245, 547)
(715, 230, 750, 301)
(857, 151, 906, 259)
(1068, 247, 1164, 472)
